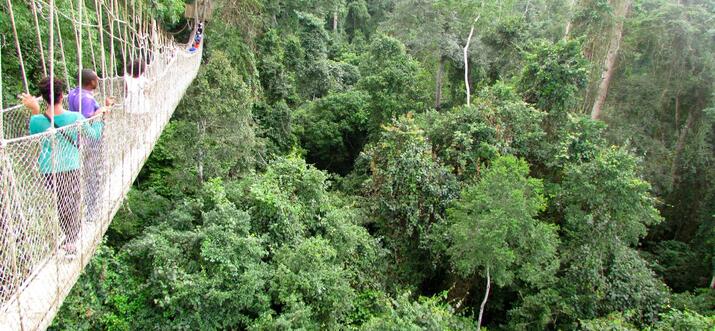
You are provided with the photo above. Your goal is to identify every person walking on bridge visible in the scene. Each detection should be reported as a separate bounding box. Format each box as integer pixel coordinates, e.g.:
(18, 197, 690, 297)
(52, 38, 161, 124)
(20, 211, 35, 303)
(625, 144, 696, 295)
(67, 70, 114, 222)
(125, 60, 148, 113)
(68, 70, 114, 118)
(21, 77, 103, 257)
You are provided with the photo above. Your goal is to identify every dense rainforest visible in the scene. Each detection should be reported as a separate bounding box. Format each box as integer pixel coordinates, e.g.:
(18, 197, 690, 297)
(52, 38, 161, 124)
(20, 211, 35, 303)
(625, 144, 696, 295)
(3, 0, 714, 329)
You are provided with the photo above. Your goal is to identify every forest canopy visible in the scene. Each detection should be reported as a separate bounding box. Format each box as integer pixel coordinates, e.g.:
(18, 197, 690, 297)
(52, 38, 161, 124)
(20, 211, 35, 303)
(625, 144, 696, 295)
(2, 0, 711, 329)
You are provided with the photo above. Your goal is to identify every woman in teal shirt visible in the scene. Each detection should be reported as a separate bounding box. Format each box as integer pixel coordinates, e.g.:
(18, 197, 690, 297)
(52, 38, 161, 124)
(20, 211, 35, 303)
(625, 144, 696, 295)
(21, 77, 103, 257)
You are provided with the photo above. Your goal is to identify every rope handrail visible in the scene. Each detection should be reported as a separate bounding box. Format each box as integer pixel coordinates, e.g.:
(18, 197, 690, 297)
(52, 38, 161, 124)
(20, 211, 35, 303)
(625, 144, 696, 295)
(0, 42, 190, 119)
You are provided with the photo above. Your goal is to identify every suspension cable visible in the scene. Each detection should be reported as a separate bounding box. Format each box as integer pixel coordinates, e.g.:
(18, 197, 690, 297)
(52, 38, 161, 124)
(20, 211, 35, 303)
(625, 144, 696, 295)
(87, 0, 98, 73)
(78, 0, 84, 120)
(49, 0, 55, 122)
(5, 0, 29, 94)
(94, 0, 108, 95)
(55, 8, 72, 87)
(30, 0, 49, 76)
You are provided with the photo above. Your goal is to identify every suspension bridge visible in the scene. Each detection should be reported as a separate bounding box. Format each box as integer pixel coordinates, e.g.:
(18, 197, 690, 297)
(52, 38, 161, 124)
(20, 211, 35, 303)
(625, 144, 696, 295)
(0, 0, 205, 328)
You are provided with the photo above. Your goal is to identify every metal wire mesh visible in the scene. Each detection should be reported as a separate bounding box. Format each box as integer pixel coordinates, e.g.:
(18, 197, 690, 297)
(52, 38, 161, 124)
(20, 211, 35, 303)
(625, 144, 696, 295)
(0, 40, 202, 329)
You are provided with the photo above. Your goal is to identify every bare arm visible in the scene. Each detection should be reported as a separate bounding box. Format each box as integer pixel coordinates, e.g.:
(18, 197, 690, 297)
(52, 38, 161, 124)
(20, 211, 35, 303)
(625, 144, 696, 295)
(20, 93, 41, 115)
(90, 96, 115, 117)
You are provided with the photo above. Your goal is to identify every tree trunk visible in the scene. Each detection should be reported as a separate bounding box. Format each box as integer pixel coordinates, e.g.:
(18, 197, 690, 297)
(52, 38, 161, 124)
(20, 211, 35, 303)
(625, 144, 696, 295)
(710, 275, 714, 289)
(435, 57, 445, 110)
(464, 15, 481, 107)
(477, 266, 491, 331)
(671, 110, 696, 188)
(590, 0, 630, 120)
(674, 95, 680, 136)
(333, 9, 338, 32)
(564, 0, 578, 39)
(523, 0, 531, 17)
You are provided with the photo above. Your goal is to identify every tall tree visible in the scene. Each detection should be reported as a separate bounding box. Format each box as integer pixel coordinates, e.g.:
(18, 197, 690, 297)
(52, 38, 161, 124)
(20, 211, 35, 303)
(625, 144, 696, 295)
(447, 155, 558, 330)
(518, 38, 588, 130)
(557, 147, 666, 325)
(604, 0, 715, 253)
(363, 115, 458, 286)
(357, 34, 427, 133)
(590, 0, 631, 120)
(157, 50, 257, 192)
(383, 0, 482, 110)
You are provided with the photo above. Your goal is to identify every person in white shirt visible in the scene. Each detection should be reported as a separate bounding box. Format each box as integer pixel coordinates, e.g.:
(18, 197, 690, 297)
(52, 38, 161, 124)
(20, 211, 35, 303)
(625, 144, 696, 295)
(124, 60, 149, 113)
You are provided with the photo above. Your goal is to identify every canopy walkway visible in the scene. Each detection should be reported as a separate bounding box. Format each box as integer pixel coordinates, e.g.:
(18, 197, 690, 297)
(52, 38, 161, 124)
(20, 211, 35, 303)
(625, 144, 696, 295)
(0, 0, 203, 328)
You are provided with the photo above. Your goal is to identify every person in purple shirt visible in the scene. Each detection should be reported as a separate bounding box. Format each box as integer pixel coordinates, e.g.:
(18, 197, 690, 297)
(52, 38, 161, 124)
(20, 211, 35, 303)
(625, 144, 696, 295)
(67, 69, 114, 222)
(68, 69, 114, 118)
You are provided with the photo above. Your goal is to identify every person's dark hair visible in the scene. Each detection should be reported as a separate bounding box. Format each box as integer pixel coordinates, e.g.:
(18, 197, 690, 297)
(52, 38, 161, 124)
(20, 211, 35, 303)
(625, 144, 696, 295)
(129, 59, 146, 78)
(80, 69, 99, 87)
(39, 76, 65, 105)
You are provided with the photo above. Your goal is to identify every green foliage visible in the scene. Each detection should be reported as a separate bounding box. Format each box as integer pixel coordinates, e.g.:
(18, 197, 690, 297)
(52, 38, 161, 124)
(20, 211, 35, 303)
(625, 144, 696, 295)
(383, 0, 481, 65)
(358, 34, 428, 133)
(447, 155, 558, 288)
(49, 245, 150, 331)
(257, 29, 297, 103)
(560, 245, 669, 326)
(560, 147, 661, 248)
(296, 11, 333, 99)
(253, 100, 296, 158)
(43, 1, 715, 330)
(385, 0, 567, 106)
(362, 115, 457, 286)
(648, 240, 707, 292)
(518, 39, 589, 116)
(346, 0, 371, 40)
(107, 189, 171, 248)
(241, 156, 329, 246)
(420, 83, 545, 180)
(232, 156, 387, 289)
(149, 0, 186, 24)
(271, 237, 355, 327)
(56, 159, 387, 329)
(649, 309, 715, 331)
(599, 2, 715, 277)
(507, 289, 566, 330)
(670, 289, 715, 317)
(581, 309, 715, 331)
(580, 311, 640, 331)
(482, 16, 529, 81)
(545, 115, 608, 169)
(152, 50, 257, 192)
(360, 292, 476, 330)
(556, 147, 667, 325)
(121, 188, 271, 329)
(294, 91, 369, 174)
(419, 106, 499, 180)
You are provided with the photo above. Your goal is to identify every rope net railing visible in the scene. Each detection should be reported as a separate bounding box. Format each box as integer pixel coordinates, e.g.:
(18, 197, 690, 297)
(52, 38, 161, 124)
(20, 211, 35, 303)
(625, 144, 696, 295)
(0, 0, 204, 328)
